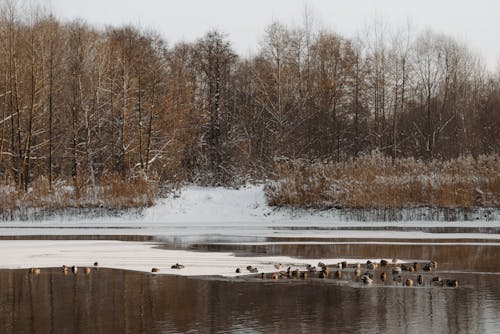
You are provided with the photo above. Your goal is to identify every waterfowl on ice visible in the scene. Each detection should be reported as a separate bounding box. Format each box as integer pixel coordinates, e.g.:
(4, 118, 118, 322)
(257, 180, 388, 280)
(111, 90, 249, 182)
(171, 263, 185, 269)
(151, 267, 160, 273)
(361, 275, 373, 285)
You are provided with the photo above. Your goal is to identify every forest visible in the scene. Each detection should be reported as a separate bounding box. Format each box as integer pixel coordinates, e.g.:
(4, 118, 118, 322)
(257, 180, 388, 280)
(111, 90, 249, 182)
(0, 1, 498, 211)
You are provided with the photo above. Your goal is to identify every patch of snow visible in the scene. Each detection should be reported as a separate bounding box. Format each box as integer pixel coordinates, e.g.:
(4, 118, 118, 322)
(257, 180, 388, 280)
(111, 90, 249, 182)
(0, 240, 383, 277)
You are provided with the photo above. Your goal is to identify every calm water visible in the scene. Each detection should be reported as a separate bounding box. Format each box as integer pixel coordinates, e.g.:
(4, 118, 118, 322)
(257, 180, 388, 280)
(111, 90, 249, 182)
(0, 265, 499, 333)
(1, 222, 500, 334)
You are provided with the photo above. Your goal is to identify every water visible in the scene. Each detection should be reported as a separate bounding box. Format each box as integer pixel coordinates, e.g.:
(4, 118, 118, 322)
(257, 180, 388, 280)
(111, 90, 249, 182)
(0, 267, 498, 333)
(0, 220, 499, 333)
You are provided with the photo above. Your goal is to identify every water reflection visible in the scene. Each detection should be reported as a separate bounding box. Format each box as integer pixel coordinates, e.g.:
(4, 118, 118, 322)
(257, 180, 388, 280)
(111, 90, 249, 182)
(0, 268, 498, 333)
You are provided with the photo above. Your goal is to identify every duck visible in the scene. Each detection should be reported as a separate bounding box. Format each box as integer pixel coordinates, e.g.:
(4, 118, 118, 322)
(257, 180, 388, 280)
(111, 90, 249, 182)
(151, 267, 160, 273)
(307, 265, 317, 273)
(380, 272, 387, 282)
(353, 263, 361, 270)
(301, 271, 308, 279)
(417, 274, 424, 285)
(380, 259, 388, 267)
(249, 267, 258, 273)
(392, 266, 402, 275)
(339, 261, 348, 270)
(319, 269, 329, 279)
(405, 278, 415, 287)
(271, 273, 279, 280)
(334, 270, 342, 279)
(84, 267, 91, 275)
(361, 275, 373, 284)
(29, 268, 41, 275)
(318, 262, 326, 269)
(293, 269, 300, 278)
(413, 262, 419, 271)
(431, 276, 443, 285)
(423, 263, 433, 272)
(171, 263, 185, 269)
(93, 261, 99, 267)
(444, 279, 458, 288)
(431, 260, 438, 269)
(235, 268, 241, 273)
(71, 266, 78, 275)
(354, 268, 362, 278)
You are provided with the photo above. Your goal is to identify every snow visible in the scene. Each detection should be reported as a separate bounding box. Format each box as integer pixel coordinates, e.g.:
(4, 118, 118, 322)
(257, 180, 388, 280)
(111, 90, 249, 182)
(0, 240, 372, 277)
(0, 185, 498, 276)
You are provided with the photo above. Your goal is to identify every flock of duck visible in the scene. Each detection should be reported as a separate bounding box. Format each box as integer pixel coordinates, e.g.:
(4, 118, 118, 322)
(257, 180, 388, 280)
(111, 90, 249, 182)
(26, 258, 459, 288)
(238, 258, 459, 288)
(27, 262, 186, 276)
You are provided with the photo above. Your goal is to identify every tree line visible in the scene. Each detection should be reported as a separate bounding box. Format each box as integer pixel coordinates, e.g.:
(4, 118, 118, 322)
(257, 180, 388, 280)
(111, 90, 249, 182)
(0, 2, 498, 193)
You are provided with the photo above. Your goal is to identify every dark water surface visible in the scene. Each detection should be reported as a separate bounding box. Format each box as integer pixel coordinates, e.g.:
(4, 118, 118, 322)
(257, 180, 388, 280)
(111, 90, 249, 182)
(0, 266, 499, 334)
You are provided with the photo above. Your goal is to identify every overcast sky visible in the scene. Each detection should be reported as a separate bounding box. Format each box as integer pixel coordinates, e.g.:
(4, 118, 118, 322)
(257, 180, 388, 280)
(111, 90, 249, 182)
(46, 0, 500, 71)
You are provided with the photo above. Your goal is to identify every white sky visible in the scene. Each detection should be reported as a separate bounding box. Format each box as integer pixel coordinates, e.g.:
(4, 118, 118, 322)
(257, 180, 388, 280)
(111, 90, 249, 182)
(45, 0, 500, 71)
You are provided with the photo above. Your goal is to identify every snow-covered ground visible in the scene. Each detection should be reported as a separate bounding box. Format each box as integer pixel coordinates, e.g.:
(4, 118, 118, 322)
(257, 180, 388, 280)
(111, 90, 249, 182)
(0, 185, 498, 276)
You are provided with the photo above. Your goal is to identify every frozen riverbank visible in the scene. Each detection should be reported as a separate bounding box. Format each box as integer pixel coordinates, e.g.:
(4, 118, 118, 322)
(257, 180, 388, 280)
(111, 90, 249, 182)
(0, 185, 498, 275)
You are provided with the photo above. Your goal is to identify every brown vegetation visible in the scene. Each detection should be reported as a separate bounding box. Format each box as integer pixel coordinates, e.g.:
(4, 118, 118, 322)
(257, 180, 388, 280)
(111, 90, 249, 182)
(0, 174, 158, 213)
(0, 2, 498, 213)
(266, 152, 499, 209)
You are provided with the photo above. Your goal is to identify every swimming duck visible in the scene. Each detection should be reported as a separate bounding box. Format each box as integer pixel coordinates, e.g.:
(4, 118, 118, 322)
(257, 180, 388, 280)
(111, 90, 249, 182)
(319, 269, 329, 279)
(93, 262, 99, 267)
(339, 261, 348, 269)
(235, 268, 241, 273)
(318, 262, 327, 270)
(29, 268, 40, 275)
(151, 268, 160, 273)
(423, 263, 433, 272)
(301, 271, 308, 279)
(84, 267, 91, 275)
(431, 276, 442, 285)
(367, 261, 375, 270)
(380, 272, 387, 282)
(405, 278, 415, 287)
(354, 268, 362, 278)
(293, 269, 300, 278)
(380, 259, 388, 267)
(444, 279, 458, 288)
(417, 274, 424, 285)
(71, 266, 78, 275)
(334, 270, 342, 279)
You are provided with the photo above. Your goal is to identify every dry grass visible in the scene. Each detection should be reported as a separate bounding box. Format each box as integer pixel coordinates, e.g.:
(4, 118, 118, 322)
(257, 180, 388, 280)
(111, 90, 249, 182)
(266, 152, 500, 209)
(0, 173, 159, 216)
